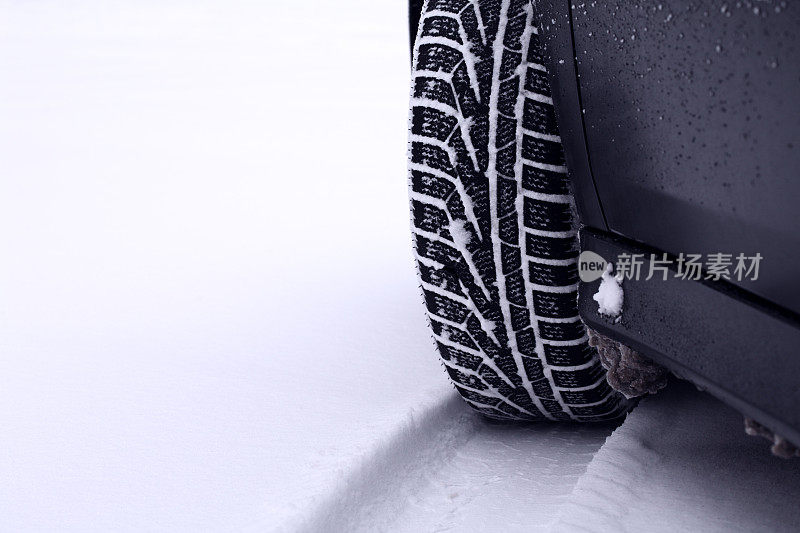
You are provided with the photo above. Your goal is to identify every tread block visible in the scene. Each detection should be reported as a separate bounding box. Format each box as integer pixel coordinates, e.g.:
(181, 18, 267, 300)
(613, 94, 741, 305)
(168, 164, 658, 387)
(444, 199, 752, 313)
(531, 377, 555, 399)
(500, 242, 522, 275)
(417, 43, 464, 73)
(428, 0, 469, 14)
(523, 99, 559, 135)
(522, 135, 566, 165)
(522, 164, 570, 195)
(495, 115, 518, 155)
(562, 381, 614, 405)
(446, 366, 488, 390)
(412, 200, 449, 234)
(424, 289, 470, 323)
(551, 362, 605, 389)
(543, 343, 595, 367)
(503, 10, 528, 50)
(411, 142, 456, 175)
(537, 320, 584, 342)
(509, 304, 531, 331)
(505, 270, 527, 307)
(521, 354, 544, 382)
(419, 262, 463, 295)
(452, 62, 480, 118)
(412, 107, 459, 142)
(499, 49, 522, 81)
(414, 233, 460, 265)
(528, 261, 579, 286)
(438, 342, 483, 370)
(524, 67, 551, 96)
(525, 232, 577, 260)
(455, 385, 500, 406)
(516, 328, 538, 357)
(570, 396, 623, 417)
(523, 196, 573, 232)
(531, 290, 579, 319)
(422, 16, 463, 43)
(413, 76, 458, 109)
(497, 176, 518, 218)
(411, 169, 456, 200)
(431, 319, 479, 350)
(498, 212, 519, 243)
(526, 29, 544, 64)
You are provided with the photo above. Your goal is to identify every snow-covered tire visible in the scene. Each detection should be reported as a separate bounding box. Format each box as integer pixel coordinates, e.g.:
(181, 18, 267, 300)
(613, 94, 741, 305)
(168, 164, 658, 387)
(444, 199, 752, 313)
(408, 0, 630, 421)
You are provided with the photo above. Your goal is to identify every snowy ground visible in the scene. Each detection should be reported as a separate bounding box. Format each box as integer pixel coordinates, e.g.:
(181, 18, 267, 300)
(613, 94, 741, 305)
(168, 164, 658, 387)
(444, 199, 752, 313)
(1, 1, 799, 531)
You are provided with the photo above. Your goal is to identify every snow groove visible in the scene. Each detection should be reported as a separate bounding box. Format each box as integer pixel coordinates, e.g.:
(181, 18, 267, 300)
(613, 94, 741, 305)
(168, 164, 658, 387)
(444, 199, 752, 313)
(551, 382, 800, 532)
(294, 394, 481, 533)
(409, 0, 629, 421)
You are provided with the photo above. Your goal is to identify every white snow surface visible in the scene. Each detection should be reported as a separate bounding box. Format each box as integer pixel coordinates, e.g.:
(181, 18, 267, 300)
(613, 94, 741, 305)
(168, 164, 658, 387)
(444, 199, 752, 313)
(2, 1, 799, 531)
(0, 1, 451, 530)
(386, 422, 614, 533)
(593, 264, 624, 317)
(554, 381, 800, 532)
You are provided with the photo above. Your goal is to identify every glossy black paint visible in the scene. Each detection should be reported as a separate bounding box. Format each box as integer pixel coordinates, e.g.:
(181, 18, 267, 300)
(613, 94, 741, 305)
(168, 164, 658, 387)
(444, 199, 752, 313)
(571, 1, 800, 316)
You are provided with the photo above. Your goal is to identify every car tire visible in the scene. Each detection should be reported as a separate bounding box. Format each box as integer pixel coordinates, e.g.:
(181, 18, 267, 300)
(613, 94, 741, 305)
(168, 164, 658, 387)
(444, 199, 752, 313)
(408, 0, 630, 421)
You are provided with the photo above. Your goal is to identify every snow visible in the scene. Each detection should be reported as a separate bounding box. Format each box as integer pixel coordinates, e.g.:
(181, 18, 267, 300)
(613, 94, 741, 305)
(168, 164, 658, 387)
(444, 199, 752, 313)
(449, 219, 472, 247)
(385, 421, 614, 532)
(554, 381, 800, 532)
(0, 0, 452, 529)
(2, 1, 799, 531)
(593, 264, 624, 317)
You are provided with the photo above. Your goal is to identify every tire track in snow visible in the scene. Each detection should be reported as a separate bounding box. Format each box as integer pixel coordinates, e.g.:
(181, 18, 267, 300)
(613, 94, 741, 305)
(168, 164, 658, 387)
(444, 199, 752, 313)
(552, 381, 800, 532)
(386, 419, 614, 532)
(296, 390, 614, 532)
(294, 393, 480, 532)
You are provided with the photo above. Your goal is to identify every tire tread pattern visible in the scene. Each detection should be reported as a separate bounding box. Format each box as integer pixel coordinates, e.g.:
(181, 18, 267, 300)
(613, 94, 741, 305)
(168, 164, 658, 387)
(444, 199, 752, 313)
(409, 0, 629, 421)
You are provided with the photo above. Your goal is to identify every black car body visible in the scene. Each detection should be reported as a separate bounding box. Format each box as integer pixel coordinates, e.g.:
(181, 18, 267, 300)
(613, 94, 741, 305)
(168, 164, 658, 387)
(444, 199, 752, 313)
(410, 0, 800, 444)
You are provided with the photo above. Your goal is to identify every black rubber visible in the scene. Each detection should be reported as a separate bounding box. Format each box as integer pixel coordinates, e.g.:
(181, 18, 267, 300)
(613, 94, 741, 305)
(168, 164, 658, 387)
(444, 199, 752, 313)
(408, 0, 630, 421)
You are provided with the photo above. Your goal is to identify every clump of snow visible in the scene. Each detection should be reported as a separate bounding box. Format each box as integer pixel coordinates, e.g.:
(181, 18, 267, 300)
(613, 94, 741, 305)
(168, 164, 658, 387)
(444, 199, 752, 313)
(588, 328, 667, 399)
(744, 418, 800, 459)
(449, 219, 472, 246)
(593, 264, 623, 317)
